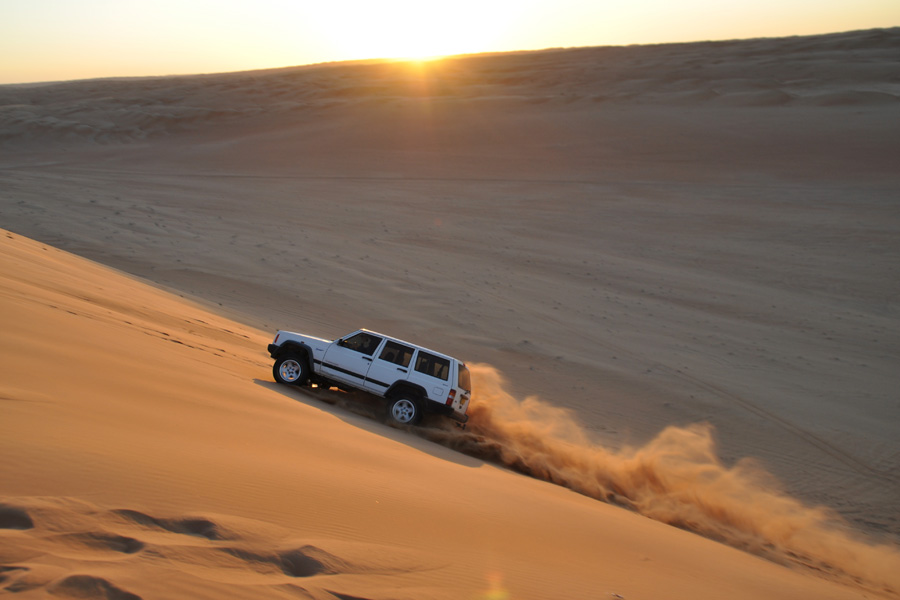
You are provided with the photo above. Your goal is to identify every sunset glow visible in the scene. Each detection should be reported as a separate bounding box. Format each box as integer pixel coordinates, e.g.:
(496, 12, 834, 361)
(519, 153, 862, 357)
(308, 0, 522, 61)
(1, 0, 898, 83)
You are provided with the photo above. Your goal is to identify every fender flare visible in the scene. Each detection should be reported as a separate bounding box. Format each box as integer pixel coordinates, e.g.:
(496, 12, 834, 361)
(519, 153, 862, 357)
(272, 342, 315, 371)
(384, 381, 428, 403)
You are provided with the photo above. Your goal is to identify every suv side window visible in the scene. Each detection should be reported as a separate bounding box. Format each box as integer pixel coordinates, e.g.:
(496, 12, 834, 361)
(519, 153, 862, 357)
(379, 341, 414, 367)
(415, 351, 450, 381)
(339, 332, 383, 356)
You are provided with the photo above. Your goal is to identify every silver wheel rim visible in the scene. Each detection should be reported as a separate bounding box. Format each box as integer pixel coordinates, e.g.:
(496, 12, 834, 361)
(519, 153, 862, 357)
(279, 359, 302, 382)
(391, 398, 417, 423)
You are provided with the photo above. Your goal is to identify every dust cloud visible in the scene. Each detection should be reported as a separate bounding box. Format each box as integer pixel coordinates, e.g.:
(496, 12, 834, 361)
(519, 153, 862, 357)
(419, 364, 900, 595)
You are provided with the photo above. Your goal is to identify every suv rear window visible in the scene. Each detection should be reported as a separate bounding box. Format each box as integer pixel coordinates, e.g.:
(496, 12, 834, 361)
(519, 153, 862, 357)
(457, 363, 471, 392)
(415, 351, 449, 381)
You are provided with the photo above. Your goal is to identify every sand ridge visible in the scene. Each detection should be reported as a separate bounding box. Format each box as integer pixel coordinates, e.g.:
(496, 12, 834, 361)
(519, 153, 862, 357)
(1, 29, 898, 147)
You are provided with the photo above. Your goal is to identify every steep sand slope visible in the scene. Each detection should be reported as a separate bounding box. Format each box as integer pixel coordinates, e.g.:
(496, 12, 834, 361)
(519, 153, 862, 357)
(2, 29, 899, 542)
(1, 229, 897, 599)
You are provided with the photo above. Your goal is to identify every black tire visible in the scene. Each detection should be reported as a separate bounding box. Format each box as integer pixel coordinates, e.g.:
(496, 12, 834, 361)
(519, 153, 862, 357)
(386, 395, 423, 426)
(273, 354, 309, 385)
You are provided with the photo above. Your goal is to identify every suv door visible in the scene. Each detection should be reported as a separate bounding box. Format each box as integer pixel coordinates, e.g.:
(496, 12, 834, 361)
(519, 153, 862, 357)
(408, 350, 452, 402)
(320, 331, 384, 387)
(363, 339, 414, 395)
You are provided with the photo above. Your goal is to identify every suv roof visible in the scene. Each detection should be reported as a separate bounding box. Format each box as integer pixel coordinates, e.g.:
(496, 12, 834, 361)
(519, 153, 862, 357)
(356, 328, 458, 363)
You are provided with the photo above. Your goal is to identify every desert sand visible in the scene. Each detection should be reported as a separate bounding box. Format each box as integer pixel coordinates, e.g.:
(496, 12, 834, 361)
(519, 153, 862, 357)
(1, 27, 899, 599)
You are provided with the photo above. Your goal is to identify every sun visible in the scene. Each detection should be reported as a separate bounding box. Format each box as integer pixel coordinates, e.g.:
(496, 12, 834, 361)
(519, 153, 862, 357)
(310, 0, 511, 61)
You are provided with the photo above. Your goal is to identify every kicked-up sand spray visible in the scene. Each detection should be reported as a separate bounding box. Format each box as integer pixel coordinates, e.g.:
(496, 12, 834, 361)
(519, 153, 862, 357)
(418, 364, 900, 596)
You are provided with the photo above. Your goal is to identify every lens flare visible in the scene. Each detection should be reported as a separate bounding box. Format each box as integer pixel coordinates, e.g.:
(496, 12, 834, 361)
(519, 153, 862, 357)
(479, 570, 510, 600)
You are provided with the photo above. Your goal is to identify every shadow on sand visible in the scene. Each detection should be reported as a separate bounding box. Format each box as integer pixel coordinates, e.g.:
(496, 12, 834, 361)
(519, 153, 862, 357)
(253, 378, 486, 469)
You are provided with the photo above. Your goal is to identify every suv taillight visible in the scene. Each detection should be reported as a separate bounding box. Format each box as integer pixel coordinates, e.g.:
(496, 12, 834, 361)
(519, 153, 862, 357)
(445, 389, 456, 406)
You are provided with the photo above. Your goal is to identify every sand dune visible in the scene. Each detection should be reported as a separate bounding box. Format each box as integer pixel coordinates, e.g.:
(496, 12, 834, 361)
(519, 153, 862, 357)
(1, 29, 898, 146)
(2, 229, 897, 599)
(1, 27, 899, 599)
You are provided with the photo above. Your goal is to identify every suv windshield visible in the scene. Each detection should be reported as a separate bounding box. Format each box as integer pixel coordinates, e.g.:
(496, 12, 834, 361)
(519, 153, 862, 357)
(457, 364, 471, 393)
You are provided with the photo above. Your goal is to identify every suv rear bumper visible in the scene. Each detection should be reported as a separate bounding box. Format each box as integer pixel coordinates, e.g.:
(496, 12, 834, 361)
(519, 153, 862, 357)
(449, 412, 469, 424)
(426, 399, 468, 423)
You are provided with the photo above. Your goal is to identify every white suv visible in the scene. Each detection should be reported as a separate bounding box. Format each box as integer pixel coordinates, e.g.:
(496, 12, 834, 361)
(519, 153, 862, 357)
(268, 329, 471, 426)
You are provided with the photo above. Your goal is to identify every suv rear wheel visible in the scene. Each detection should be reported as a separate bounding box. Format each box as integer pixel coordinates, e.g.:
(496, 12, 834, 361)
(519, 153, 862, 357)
(386, 395, 422, 426)
(273, 354, 309, 385)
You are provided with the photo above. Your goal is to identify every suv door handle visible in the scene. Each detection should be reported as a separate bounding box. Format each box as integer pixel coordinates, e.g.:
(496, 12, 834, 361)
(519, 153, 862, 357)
(362, 356, 373, 362)
(397, 368, 408, 373)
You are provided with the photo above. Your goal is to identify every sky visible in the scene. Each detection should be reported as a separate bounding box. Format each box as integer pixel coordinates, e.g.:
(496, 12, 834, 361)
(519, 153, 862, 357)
(1, 0, 898, 84)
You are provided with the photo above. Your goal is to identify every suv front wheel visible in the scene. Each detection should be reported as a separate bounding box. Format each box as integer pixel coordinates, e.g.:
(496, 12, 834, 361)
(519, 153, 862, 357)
(386, 395, 422, 426)
(273, 354, 309, 385)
